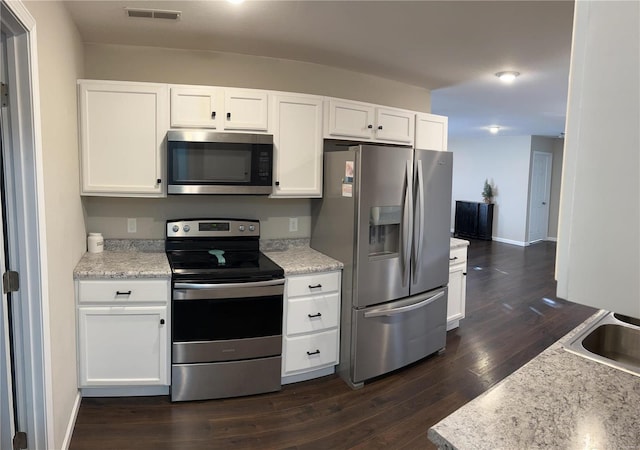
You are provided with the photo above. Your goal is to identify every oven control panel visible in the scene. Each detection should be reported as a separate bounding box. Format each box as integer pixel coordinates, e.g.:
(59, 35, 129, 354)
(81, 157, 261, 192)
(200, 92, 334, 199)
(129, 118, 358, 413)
(166, 219, 259, 238)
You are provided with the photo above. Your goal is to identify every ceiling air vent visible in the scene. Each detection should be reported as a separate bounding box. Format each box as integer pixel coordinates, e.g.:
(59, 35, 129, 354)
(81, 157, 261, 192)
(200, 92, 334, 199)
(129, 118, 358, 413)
(124, 8, 181, 20)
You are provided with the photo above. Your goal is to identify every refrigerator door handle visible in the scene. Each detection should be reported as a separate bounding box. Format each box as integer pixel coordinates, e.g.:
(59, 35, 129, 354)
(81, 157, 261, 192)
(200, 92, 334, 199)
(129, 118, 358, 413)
(402, 160, 413, 286)
(414, 159, 426, 280)
(363, 291, 445, 318)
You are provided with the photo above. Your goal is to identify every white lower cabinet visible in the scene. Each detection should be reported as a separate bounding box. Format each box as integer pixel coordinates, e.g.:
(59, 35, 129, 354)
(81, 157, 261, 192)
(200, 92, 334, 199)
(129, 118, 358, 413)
(282, 271, 341, 384)
(76, 279, 170, 394)
(447, 245, 468, 330)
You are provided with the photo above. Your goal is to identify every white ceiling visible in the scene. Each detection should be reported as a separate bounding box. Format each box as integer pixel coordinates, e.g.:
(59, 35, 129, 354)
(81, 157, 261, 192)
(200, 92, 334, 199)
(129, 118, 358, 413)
(63, 0, 574, 139)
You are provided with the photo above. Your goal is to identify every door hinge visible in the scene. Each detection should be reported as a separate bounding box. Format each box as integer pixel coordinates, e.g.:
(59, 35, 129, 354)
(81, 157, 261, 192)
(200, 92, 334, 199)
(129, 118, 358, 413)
(3, 270, 19, 294)
(13, 431, 27, 450)
(1, 82, 8, 107)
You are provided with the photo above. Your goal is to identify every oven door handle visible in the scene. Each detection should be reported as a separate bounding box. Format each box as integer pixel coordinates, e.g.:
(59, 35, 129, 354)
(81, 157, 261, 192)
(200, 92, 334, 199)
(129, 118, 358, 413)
(173, 279, 285, 300)
(174, 279, 284, 290)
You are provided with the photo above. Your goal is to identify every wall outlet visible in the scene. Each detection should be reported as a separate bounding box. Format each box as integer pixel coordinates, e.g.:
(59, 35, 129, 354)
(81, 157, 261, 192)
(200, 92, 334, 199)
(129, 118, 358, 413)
(127, 218, 137, 233)
(289, 217, 298, 232)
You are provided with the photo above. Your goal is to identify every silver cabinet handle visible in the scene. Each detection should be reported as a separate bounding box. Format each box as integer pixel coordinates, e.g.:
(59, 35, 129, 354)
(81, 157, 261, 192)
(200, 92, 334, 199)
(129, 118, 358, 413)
(364, 291, 444, 318)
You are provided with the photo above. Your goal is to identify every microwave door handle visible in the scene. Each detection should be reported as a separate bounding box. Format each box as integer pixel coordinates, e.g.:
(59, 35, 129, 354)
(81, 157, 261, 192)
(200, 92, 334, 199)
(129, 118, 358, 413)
(364, 291, 445, 318)
(402, 160, 413, 286)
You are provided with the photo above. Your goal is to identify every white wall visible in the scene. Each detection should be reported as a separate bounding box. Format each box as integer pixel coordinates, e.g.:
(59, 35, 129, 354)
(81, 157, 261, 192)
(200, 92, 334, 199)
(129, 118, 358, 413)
(450, 136, 533, 245)
(81, 43, 433, 239)
(23, 1, 85, 448)
(548, 138, 564, 238)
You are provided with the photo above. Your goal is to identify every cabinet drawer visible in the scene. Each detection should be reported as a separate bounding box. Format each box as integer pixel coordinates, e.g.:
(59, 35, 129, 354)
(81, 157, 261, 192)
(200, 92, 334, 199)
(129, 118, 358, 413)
(449, 247, 467, 267)
(287, 272, 340, 298)
(286, 292, 340, 335)
(78, 279, 169, 303)
(283, 329, 339, 373)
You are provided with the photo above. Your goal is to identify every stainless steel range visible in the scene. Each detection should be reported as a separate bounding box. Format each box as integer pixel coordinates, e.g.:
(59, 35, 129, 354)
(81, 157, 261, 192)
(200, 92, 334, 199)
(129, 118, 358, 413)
(165, 219, 285, 402)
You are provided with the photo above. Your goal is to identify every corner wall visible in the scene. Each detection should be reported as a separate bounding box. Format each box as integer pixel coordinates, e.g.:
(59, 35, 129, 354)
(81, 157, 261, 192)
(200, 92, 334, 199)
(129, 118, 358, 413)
(23, 1, 85, 448)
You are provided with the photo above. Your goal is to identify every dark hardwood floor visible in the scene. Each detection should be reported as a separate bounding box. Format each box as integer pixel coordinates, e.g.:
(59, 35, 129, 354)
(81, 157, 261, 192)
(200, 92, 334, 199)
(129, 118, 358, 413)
(70, 240, 596, 450)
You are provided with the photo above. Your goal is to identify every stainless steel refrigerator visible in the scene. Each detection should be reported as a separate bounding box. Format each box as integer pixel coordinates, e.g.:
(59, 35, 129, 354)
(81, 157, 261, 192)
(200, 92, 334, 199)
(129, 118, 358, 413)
(311, 142, 453, 388)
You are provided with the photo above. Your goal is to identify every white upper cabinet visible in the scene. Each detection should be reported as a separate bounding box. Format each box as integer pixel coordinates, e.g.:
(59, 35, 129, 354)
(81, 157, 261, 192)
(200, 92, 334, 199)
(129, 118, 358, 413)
(375, 107, 415, 143)
(170, 85, 268, 131)
(170, 86, 221, 128)
(324, 99, 415, 144)
(415, 113, 448, 151)
(224, 89, 269, 131)
(269, 93, 324, 197)
(556, 0, 640, 318)
(78, 80, 168, 197)
(325, 99, 376, 140)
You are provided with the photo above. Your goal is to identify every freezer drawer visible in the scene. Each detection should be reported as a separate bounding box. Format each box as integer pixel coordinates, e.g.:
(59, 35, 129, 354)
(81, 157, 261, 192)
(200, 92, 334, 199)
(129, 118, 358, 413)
(352, 287, 447, 384)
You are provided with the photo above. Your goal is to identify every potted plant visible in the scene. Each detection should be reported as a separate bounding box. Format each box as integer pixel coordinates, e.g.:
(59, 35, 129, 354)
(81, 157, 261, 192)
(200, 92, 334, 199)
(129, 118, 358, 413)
(481, 179, 494, 203)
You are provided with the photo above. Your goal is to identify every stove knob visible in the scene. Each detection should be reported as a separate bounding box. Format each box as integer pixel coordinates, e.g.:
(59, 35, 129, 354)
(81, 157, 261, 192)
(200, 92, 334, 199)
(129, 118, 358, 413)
(249, 225, 255, 232)
(172, 225, 179, 233)
(238, 225, 245, 232)
(183, 225, 191, 233)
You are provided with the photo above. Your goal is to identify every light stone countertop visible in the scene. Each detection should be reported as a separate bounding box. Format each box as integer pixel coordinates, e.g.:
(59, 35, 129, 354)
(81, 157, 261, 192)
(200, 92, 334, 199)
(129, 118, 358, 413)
(450, 237, 470, 249)
(264, 246, 343, 275)
(74, 239, 342, 279)
(428, 310, 640, 450)
(73, 251, 171, 279)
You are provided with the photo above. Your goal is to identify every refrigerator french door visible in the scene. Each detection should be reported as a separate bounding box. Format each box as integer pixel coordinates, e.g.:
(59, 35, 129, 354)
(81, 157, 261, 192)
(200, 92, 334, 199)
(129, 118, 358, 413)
(311, 143, 453, 387)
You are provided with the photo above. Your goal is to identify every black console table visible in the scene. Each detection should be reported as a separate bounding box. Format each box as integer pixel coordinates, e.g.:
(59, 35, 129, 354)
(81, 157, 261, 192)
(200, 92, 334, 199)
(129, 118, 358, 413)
(454, 201, 494, 240)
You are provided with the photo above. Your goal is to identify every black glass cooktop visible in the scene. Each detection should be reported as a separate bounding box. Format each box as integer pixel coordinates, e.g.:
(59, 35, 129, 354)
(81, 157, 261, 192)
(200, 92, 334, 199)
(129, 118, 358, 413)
(166, 249, 283, 281)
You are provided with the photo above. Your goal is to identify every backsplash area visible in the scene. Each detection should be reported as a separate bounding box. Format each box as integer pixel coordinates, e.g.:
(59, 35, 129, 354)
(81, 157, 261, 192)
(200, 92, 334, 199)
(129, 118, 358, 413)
(83, 196, 311, 240)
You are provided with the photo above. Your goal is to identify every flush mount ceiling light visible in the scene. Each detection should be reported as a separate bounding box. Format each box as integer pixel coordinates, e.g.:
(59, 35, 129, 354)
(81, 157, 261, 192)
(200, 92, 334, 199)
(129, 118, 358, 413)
(125, 7, 181, 20)
(227, 0, 245, 4)
(495, 71, 520, 83)
(489, 126, 500, 134)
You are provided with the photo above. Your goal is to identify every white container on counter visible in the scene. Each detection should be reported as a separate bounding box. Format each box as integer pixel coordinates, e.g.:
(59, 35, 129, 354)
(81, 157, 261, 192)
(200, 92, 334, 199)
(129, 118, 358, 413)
(87, 233, 104, 253)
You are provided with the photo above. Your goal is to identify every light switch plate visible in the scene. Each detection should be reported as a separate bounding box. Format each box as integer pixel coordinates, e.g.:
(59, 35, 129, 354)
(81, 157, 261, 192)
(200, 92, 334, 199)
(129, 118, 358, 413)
(127, 218, 137, 233)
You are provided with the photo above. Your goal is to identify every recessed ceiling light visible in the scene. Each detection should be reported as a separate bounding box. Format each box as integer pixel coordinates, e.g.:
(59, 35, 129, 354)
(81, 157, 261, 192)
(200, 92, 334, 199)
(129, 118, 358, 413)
(227, 0, 245, 4)
(495, 71, 520, 83)
(489, 126, 500, 134)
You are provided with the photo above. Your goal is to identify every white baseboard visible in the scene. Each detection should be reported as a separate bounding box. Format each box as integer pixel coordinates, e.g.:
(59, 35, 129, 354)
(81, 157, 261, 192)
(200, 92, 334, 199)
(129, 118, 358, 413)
(492, 237, 528, 247)
(61, 391, 81, 450)
(546, 237, 558, 242)
(282, 366, 335, 385)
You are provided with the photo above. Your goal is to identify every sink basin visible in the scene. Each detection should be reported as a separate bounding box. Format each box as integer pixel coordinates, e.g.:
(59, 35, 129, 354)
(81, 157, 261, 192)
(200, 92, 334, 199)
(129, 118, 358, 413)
(564, 311, 640, 377)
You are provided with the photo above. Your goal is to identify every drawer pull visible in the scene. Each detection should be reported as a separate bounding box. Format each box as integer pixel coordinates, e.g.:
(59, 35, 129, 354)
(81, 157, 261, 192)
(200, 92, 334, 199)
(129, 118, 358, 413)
(306, 349, 320, 356)
(449, 256, 458, 261)
(115, 290, 132, 296)
(308, 284, 322, 289)
(308, 312, 322, 318)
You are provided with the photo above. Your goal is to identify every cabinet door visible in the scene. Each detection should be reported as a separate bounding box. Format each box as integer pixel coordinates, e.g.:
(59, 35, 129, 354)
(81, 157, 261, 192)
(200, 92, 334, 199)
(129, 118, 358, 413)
(415, 113, 448, 151)
(447, 265, 466, 327)
(326, 99, 375, 139)
(170, 86, 221, 128)
(375, 107, 415, 144)
(78, 81, 167, 196)
(78, 306, 168, 386)
(224, 89, 268, 131)
(270, 94, 323, 197)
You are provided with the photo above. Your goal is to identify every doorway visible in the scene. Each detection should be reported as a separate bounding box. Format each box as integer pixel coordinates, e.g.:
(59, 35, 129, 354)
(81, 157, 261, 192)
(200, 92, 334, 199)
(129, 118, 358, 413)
(1, 1, 51, 448)
(528, 151, 553, 243)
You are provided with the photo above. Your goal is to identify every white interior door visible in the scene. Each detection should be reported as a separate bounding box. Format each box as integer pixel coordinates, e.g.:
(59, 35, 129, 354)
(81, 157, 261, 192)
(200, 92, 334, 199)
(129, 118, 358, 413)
(528, 151, 553, 243)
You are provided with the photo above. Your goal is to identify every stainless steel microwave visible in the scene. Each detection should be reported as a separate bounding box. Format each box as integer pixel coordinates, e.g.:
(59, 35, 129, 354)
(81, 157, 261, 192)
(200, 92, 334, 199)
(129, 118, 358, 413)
(167, 130, 274, 195)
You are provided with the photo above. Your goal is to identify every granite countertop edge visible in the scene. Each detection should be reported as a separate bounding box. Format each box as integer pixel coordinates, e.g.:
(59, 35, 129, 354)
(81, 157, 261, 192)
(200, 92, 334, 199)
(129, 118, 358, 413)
(427, 309, 640, 449)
